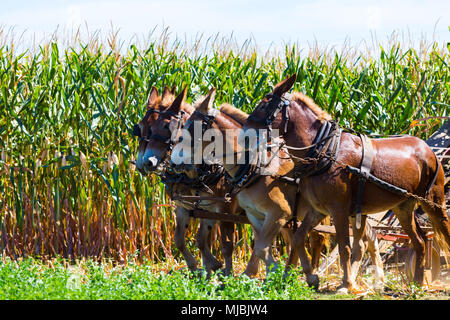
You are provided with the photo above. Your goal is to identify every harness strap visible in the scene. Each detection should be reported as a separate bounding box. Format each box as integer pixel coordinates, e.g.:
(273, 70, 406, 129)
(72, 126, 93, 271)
(355, 134, 375, 229)
(293, 121, 342, 178)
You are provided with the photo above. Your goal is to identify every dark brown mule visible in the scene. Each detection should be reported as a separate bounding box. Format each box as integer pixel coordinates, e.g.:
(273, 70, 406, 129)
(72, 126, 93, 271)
(249, 74, 450, 291)
(135, 86, 175, 171)
(137, 87, 261, 276)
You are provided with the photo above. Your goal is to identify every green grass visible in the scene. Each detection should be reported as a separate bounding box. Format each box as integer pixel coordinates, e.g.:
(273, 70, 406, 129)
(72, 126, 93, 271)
(1, 257, 448, 300)
(0, 256, 319, 300)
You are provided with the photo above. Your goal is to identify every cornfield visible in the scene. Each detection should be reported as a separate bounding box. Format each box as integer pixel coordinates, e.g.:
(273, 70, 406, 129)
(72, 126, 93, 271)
(0, 29, 449, 265)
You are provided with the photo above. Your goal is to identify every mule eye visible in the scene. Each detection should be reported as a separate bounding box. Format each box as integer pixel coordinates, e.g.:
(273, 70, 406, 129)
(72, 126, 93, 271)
(132, 124, 141, 137)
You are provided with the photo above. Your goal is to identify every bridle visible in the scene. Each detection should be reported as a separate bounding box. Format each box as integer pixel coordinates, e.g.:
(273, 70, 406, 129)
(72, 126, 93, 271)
(247, 93, 291, 135)
(132, 108, 185, 145)
(188, 108, 278, 195)
(184, 109, 218, 135)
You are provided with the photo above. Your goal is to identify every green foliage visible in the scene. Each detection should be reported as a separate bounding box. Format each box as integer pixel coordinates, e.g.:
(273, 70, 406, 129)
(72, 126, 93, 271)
(0, 257, 318, 300)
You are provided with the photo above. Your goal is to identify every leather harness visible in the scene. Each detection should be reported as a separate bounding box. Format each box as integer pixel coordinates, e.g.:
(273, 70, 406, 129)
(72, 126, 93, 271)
(354, 133, 375, 229)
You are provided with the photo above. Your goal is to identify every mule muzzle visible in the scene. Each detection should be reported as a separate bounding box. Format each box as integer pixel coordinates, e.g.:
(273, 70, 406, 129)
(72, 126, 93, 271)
(143, 156, 159, 172)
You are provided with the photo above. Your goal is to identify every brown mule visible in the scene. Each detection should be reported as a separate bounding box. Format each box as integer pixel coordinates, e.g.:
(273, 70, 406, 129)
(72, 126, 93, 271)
(135, 86, 175, 172)
(248, 74, 450, 292)
(135, 87, 241, 275)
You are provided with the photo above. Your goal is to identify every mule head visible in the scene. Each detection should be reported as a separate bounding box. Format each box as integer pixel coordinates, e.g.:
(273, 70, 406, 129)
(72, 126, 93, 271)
(247, 73, 297, 130)
(175, 88, 250, 172)
(133, 85, 177, 175)
(140, 86, 191, 174)
(168, 88, 219, 173)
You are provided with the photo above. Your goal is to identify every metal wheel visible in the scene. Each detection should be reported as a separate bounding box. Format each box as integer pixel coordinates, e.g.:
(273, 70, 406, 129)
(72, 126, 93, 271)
(404, 245, 441, 282)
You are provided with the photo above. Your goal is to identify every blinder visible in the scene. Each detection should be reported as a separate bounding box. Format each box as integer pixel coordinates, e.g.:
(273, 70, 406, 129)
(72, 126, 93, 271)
(144, 110, 187, 168)
(132, 124, 142, 138)
(248, 93, 290, 127)
(185, 110, 216, 133)
(132, 108, 161, 140)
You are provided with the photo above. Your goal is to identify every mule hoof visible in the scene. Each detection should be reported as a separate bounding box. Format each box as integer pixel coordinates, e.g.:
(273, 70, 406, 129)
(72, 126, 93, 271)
(336, 286, 349, 294)
(373, 282, 385, 292)
(239, 272, 252, 279)
(306, 274, 320, 291)
(209, 260, 223, 272)
(219, 268, 232, 277)
(243, 267, 258, 278)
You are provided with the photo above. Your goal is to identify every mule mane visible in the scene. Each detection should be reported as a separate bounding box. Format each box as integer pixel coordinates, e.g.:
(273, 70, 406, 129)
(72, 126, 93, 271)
(219, 103, 249, 125)
(291, 91, 332, 121)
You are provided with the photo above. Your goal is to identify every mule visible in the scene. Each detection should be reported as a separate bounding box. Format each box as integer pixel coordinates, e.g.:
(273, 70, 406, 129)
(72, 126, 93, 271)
(180, 88, 390, 291)
(244, 77, 386, 290)
(247, 74, 450, 291)
(175, 89, 335, 278)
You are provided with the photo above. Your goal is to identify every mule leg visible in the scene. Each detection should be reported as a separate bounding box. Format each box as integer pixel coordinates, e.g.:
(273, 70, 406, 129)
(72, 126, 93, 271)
(283, 226, 298, 270)
(288, 211, 326, 290)
(332, 211, 353, 293)
(349, 215, 367, 286)
(219, 221, 235, 276)
(244, 251, 260, 277)
(196, 219, 222, 274)
(393, 199, 426, 285)
(310, 231, 326, 271)
(174, 207, 198, 271)
(253, 216, 284, 276)
(280, 227, 293, 259)
(243, 226, 260, 277)
(365, 223, 385, 290)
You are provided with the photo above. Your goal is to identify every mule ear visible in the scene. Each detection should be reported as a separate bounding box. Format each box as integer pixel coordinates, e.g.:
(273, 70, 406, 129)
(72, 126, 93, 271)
(169, 86, 188, 113)
(161, 86, 174, 105)
(147, 86, 159, 108)
(272, 73, 297, 96)
(196, 87, 216, 114)
(171, 85, 176, 95)
(162, 86, 171, 98)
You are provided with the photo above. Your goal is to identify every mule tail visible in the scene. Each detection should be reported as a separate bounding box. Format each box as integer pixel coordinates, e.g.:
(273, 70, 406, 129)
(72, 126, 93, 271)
(419, 157, 450, 255)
